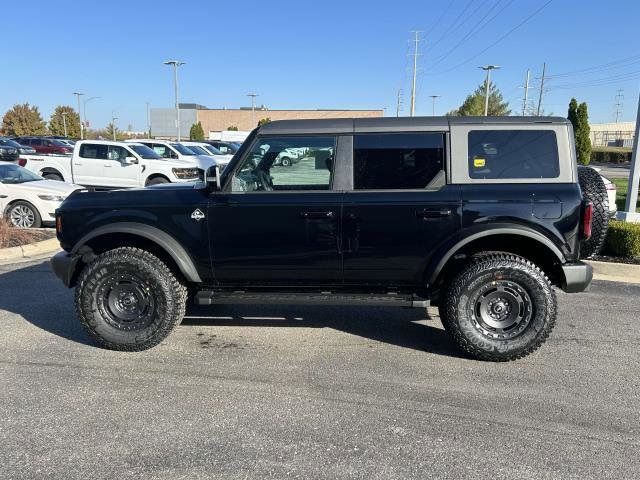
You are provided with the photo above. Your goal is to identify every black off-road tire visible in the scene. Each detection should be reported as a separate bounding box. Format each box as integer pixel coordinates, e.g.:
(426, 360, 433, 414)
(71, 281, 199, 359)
(74, 247, 187, 351)
(146, 176, 170, 186)
(578, 166, 609, 258)
(439, 253, 557, 361)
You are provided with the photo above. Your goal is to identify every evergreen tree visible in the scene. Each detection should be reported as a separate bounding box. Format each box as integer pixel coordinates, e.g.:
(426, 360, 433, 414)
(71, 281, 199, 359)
(227, 125, 239, 131)
(49, 105, 81, 138)
(258, 117, 271, 127)
(1, 103, 47, 136)
(448, 82, 511, 116)
(567, 98, 578, 132)
(189, 121, 205, 141)
(576, 102, 592, 165)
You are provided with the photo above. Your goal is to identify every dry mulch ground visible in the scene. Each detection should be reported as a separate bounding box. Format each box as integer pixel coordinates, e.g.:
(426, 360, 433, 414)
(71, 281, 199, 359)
(0, 220, 56, 248)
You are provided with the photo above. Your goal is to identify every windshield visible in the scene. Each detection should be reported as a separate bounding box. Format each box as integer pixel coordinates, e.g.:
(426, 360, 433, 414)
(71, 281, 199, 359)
(129, 144, 162, 159)
(171, 143, 197, 155)
(0, 139, 21, 148)
(0, 164, 43, 183)
(203, 144, 223, 155)
(185, 145, 210, 155)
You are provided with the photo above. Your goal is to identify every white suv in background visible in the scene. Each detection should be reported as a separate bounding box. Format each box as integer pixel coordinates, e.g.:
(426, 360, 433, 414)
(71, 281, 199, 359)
(126, 139, 219, 171)
(22, 140, 205, 188)
(180, 141, 234, 168)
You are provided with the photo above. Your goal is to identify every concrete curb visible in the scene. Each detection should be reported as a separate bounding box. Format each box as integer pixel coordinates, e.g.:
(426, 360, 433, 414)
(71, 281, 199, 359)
(585, 260, 640, 285)
(0, 237, 61, 263)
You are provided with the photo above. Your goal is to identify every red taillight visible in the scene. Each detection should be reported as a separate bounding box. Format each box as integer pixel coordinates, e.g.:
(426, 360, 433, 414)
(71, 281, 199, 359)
(582, 201, 593, 240)
(18, 158, 27, 167)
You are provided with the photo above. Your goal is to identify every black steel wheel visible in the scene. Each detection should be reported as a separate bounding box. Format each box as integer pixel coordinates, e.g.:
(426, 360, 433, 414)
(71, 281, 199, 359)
(439, 253, 556, 361)
(578, 166, 609, 258)
(75, 247, 187, 351)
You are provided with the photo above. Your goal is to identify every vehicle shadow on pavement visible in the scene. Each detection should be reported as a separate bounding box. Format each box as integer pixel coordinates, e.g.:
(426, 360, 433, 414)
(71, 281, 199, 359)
(0, 260, 94, 347)
(184, 304, 463, 358)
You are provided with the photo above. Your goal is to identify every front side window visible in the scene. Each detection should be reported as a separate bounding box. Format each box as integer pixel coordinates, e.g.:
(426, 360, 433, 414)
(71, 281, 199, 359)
(230, 136, 336, 192)
(129, 145, 161, 159)
(353, 133, 445, 190)
(172, 143, 197, 156)
(79, 143, 108, 159)
(107, 146, 130, 161)
(150, 144, 176, 159)
(467, 130, 559, 179)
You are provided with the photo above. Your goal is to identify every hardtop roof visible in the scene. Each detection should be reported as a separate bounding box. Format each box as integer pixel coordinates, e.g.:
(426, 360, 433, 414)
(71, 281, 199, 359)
(258, 116, 570, 135)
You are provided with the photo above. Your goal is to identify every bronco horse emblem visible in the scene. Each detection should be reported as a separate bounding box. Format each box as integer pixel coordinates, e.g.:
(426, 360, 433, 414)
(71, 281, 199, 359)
(190, 209, 205, 221)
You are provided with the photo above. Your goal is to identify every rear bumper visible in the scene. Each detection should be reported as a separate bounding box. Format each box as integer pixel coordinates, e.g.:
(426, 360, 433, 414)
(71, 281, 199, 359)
(561, 261, 593, 293)
(50, 251, 81, 288)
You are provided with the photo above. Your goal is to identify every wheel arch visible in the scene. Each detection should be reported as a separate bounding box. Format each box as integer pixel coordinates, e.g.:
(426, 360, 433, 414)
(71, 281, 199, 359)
(427, 228, 567, 290)
(71, 223, 202, 284)
(144, 173, 171, 185)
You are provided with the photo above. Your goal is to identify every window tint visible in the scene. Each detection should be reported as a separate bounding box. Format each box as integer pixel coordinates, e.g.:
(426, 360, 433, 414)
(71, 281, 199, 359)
(151, 144, 174, 158)
(468, 130, 559, 179)
(79, 143, 108, 159)
(353, 133, 445, 190)
(107, 145, 130, 161)
(231, 136, 335, 192)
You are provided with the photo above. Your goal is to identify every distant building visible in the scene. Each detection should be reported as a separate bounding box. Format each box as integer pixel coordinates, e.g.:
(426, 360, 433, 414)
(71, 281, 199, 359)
(590, 121, 635, 147)
(151, 104, 383, 139)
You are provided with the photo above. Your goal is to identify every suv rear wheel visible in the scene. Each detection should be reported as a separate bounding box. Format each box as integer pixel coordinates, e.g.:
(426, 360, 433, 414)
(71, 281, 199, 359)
(439, 253, 556, 361)
(75, 247, 187, 351)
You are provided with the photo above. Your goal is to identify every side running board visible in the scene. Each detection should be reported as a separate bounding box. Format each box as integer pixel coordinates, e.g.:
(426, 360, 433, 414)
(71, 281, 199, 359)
(195, 291, 430, 308)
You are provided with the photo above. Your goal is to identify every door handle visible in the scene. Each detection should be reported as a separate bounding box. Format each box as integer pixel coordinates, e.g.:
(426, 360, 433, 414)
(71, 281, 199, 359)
(416, 208, 453, 219)
(300, 211, 334, 219)
(0, 194, 7, 198)
(73, 162, 82, 166)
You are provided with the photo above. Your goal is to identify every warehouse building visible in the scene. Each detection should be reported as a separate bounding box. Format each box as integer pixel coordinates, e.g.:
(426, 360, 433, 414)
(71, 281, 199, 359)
(150, 104, 383, 139)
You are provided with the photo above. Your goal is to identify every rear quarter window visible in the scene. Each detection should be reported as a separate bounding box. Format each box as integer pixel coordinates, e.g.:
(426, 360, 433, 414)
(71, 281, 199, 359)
(468, 130, 559, 179)
(79, 143, 108, 159)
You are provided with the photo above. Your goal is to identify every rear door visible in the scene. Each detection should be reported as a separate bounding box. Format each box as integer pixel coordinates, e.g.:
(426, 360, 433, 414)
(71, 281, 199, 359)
(342, 132, 461, 285)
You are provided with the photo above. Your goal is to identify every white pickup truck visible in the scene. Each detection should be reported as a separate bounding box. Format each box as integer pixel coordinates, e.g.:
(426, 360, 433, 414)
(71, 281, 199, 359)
(21, 140, 215, 188)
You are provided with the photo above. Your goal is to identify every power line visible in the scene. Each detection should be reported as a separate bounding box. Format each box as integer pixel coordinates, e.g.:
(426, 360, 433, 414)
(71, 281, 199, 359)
(425, 0, 456, 36)
(425, 0, 478, 54)
(551, 70, 640, 89)
(432, 0, 555, 75)
(546, 54, 640, 79)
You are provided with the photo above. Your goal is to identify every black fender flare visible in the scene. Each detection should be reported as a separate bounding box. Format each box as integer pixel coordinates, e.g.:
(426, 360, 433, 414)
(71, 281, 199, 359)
(426, 226, 566, 286)
(71, 222, 202, 283)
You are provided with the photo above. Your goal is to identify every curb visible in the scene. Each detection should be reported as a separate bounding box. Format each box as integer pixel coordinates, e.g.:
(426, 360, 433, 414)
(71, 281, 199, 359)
(585, 260, 640, 285)
(0, 237, 61, 263)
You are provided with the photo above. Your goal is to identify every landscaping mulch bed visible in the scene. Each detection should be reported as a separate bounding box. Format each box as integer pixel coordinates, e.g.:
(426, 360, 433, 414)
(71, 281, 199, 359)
(590, 254, 640, 265)
(0, 223, 56, 249)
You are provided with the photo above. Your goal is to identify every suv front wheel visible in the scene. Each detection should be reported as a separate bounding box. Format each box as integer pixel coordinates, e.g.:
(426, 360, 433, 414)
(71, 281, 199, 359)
(75, 247, 187, 351)
(439, 253, 557, 361)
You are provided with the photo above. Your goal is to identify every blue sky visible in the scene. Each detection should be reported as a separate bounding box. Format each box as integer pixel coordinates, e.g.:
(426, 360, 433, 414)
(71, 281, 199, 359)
(1, 0, 639, 130)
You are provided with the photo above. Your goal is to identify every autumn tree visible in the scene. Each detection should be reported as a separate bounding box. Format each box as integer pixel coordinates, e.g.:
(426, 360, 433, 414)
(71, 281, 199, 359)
(49, 105, 81, 138)
(1, 103, 47, 136)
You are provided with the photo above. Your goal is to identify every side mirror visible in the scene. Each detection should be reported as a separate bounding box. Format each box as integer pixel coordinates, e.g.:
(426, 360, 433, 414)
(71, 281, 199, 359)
(124, 156, 138, 165)
(205, 165, 221, 190)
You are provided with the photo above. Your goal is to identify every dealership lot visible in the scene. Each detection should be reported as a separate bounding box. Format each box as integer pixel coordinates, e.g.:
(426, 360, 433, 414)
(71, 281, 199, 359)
(1, 259, 639, 480)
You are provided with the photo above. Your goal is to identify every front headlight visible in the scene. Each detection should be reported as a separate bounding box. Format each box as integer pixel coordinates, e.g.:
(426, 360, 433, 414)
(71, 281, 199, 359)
(38, 194, 66, 202)
(172, 168, 200, 179)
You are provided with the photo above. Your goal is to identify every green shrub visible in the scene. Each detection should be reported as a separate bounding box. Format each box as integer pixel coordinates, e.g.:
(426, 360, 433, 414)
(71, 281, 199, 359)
(606, 220, 640, 257)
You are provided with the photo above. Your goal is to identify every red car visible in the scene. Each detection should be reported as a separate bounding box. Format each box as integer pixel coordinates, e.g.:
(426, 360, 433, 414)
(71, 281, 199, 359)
(13, 137, 73, 155)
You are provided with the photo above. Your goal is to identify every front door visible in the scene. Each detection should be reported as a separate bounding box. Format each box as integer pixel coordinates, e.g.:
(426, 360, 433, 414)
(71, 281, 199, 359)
(101, 145, 140, 188)
(342, 132, 461, 285)
(210, 135, 342, 285)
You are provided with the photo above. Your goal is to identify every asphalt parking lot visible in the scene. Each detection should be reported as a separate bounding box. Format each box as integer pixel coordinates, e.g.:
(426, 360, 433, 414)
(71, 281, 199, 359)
(1, 258, 639, 480)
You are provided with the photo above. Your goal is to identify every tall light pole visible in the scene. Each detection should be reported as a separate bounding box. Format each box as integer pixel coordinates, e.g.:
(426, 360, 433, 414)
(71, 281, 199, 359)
(429, 95, 441, 116)
(247, 93, 258, 127)
(83, 96, 101, 135)
(111, 112, 118, 141)
(73, 92, 84, 139)
(479, 65, 500, 116)
(61, 112, 68, 137)
(164, 60, 185, 140)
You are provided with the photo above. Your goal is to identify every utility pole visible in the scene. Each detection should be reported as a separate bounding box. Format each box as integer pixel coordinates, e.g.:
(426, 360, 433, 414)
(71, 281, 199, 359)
(83, 96, 101, 136)
(146, 101, 151, 137)
(479, 65, 500, 116)
(247, 93, 258, 127)
(111, 112, 118, 141)
(522, 69, 530, 116)
(409, 31, 422, 117)
(61, 112, 68, 137)
(536, 62, 547, 116)
(429, 95, 441, 116)
(73, 92, 84, 139)
(615, 89, 624, 123)
(164, 60, 185, 140)
(621, 92, 640, 222)
(396, 89, 403, 117)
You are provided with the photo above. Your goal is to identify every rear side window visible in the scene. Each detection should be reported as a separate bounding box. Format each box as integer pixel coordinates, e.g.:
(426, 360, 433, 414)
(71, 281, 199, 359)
(468, 130, 559, 179)
(353, 133, 445, 190)
(79, 143, 108, 159)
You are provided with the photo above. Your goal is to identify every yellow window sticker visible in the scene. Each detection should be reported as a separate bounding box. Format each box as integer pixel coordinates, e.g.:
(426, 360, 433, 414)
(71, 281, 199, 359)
(473, 157, 486, 168)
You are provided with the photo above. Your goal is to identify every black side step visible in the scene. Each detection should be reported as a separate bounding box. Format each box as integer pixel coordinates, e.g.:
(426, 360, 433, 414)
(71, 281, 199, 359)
(195, 291, 430, 308)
